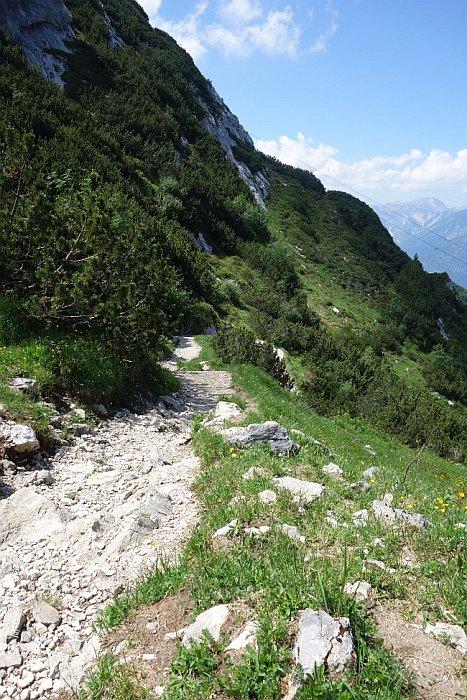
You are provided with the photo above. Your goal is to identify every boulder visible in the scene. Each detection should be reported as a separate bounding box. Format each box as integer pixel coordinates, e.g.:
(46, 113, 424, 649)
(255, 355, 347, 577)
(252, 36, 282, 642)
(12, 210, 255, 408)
(362, 466, 379, 478)
(0, 487, 63, 545)
(258, 489, 277, 504)
(0, 421, 39, 454)
(220, 421, 300, 455)
(182, 605, 230, 648)
(273, 476, 325, 504)
(371, 500, 432, 529)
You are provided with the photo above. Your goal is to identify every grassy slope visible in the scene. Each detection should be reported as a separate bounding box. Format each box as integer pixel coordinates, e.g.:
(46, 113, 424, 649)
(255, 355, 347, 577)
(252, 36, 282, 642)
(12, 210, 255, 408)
(81, 336, 466, 700)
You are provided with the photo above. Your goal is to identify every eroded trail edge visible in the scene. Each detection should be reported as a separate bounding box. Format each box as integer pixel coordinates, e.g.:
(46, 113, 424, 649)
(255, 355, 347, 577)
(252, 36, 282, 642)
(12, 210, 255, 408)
(0, 337, 232, 697)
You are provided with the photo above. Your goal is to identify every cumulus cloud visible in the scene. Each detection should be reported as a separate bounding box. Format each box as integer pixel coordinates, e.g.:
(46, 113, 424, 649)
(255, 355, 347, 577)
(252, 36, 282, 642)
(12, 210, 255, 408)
(218, 0, 263, 25)
(205, 7, 301, 57)
(255, 133, 467, 201)
(139, 1, 332, 60)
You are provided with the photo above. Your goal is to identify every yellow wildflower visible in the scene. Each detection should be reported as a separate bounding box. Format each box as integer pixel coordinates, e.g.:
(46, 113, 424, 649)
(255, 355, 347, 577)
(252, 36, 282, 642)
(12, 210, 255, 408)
(459, 492, 465, 498)
(407, 504, 414, 509)
(440, 508, 446, 513)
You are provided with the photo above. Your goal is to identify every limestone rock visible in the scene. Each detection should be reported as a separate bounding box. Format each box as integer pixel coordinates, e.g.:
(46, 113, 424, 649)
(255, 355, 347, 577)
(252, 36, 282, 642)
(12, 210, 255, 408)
(258, 489, 277, 504)
(0, 488, 63, 545)
(280, 524, 305, 543)
(363, 559, 396, 574)
(143, 491, 173, 518)
(34, 469, 54, 486)
(322, 462, 343, 478)
(0, 651, 22, 669)
(7, 378, 38, 395)
(182, 605, 230, 648)
(212, 520, 238, 538)
(203, 401, 242, 428)
(0, 606, 26, 643)
(344, 581, 373, 601)
(274, 476, 325, 504)
(425, 622, 467, 654)
(220, 421, 300, 455)
(32, 600, 61, 627)
(352, 509, 369, 527)
(371, 500, 432, 529)
(362, 466, 379, 478)
(285, 610, 355, 698)
(350, 480, 372, 492)
(225, 620, 259, 653)
(0, 421, 40, 454)
(242, 467, 269, 480)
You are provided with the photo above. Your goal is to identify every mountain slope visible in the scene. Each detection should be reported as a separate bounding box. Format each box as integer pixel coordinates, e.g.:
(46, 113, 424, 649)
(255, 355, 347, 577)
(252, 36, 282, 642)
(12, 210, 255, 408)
(374, 198, 467, 288)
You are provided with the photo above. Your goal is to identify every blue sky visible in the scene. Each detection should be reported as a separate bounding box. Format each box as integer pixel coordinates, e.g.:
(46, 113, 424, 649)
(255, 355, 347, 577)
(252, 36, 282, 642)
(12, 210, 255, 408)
(138, 0, 467, 208)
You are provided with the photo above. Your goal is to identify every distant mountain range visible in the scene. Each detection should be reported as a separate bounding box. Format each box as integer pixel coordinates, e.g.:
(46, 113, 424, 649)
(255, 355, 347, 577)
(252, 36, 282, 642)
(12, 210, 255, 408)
(373, 198, 467, 289)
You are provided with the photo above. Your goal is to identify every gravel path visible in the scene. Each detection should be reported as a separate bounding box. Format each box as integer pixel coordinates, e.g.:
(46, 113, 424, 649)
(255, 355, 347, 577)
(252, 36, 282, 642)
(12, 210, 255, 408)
(0, 337, 232, 697)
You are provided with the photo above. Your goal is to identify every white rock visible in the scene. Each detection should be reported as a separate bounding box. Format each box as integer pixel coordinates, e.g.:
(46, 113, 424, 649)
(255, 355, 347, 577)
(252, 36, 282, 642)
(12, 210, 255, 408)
(0, 488, 63, 545)
(225, 621, 259, 653)
(425, 622, 467, 654)
(0, 606, 26, 643)
(182, 605, 230, 648)
(344, 581, 373, 601)
(362, 466, 379, 478)
(280, 524, 305, 543)
(258, 489, 277, 504)
(363, 559, 396, 574)
(273, 477, 325, 504)
(0, 651, 22, 668)
(212, 520, 237, 539)
(202, 402, 242, 428)
(322, 463, 343, 478)
(242, 467, 269, 480)
(352, 509, 369, 527)
(32, 601, 61, 627)
(0, 422, 39, 454)
(371, 500, 431, 529)
(244, 526, 270, 536)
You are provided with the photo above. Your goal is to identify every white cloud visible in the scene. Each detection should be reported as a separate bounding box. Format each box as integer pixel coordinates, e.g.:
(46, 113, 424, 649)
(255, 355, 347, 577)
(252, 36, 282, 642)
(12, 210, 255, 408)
(139, 1, 332, 60)
(145, 1, 209, 60)
(205, 7, 301, 57)
(218, 0, 263, 25)
(255, 133, 467, 202)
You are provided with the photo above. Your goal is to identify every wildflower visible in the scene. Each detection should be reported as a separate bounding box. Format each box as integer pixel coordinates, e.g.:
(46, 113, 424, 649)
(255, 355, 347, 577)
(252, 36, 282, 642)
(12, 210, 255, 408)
(440, 508, 446, 513)
(437, 498, 443, 503)
(232, 453, 238, 459)
(434, 506, 439, 510)
(407, 504, 414, 509)
(459, 492, 465, 498)
(369, 478, 375, 484)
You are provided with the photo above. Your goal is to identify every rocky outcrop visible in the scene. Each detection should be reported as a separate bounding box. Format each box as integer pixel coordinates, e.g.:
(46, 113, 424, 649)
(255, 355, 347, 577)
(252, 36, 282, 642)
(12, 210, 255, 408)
(0, 0, 75, 85)
(220, 421, 300, 455)
(195, 83, 270, 205)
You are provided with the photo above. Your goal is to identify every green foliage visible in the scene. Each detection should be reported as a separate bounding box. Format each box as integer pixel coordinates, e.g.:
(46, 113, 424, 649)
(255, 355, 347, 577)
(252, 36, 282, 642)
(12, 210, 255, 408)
(213, 326, 292, 388)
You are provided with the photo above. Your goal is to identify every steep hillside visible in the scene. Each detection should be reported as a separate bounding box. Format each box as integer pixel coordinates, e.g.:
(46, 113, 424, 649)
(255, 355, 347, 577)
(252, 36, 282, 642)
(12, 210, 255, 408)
(0, 0, 466, 462)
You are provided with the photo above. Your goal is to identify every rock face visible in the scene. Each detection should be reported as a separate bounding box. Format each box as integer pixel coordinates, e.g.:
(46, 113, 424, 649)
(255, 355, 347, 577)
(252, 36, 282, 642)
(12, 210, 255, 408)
(195, 82, 270, 205)
(0, 0, 75, 84)
(220, 421, 300, 455)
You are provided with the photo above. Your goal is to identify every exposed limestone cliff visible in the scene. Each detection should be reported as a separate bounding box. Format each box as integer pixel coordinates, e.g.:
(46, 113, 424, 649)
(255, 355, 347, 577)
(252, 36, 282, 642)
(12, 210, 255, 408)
(0, 0, 75, 85)
(196, 83, 270, 205)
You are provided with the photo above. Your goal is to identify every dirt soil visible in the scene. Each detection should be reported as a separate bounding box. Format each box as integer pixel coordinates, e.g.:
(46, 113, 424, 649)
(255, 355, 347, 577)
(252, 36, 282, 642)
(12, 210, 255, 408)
(374, 604, 466, 699)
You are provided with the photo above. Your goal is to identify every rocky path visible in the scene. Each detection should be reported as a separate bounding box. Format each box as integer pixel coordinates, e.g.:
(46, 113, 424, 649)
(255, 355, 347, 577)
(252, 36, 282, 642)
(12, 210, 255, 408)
(0, 337, 232, 698)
